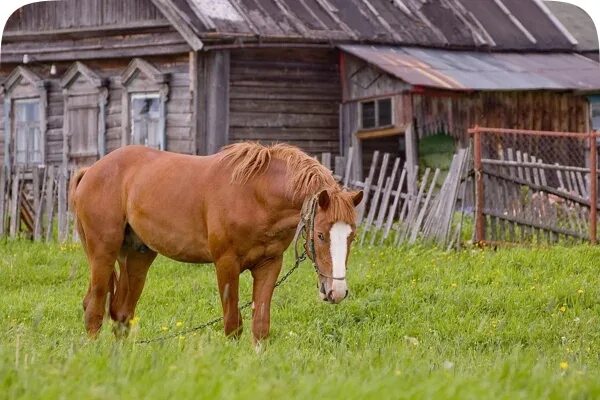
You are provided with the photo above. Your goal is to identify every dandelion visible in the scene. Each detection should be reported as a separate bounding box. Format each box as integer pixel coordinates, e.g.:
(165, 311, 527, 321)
(394, 370, 402, 376)
(129, 316, 139, 327)
(442, 360, 454, 370)
(559, 306, 567, 313)
(161, 326, 168, 331)
(560, 361, 569, 370)
(176, 321, 183, 327)
(578, 289, 584, 294)
(451, 283, 457, 288)
(404, 336, 419, 347)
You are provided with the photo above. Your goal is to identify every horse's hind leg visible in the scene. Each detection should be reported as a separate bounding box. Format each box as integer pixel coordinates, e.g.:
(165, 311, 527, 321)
(84, 251, 120, 338)
(80, 223, 123, 338)
(110, 247, 156, 336)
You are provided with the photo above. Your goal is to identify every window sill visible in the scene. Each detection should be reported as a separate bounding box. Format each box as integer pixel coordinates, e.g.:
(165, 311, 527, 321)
(356, 125, 406, 140)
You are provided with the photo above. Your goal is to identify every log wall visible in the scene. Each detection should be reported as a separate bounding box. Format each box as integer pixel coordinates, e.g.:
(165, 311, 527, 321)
(0, 54, 194, 166)
(228, 48, 342, 154)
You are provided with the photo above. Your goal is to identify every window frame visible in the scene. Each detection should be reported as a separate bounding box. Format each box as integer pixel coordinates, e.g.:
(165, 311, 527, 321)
(130, 92, 161, 148)
(1, 66, 48, 169)
(591, 100, 600, 132)
(13, 98, 43, 166)
(359, 97, 394, 131)
(60, 62, 108, 165)
(121, 58, 169, 151)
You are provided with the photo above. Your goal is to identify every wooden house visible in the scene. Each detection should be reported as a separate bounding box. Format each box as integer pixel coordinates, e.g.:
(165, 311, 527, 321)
(1, 0, 599, 186)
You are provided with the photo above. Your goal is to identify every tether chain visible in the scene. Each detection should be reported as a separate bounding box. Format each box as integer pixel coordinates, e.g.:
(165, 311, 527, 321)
(135, 251, 307, 345)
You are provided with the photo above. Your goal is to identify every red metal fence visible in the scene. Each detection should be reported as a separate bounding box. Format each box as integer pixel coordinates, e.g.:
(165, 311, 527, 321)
(470, 126, 598, 245)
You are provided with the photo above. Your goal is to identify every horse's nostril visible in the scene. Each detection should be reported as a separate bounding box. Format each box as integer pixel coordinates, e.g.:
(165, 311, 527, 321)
(327, 290, 334, 301)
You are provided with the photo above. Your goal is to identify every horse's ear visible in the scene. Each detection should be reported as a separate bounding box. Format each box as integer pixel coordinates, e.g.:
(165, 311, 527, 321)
(352, 190, 364, 207)
(318, 190, 330, 210)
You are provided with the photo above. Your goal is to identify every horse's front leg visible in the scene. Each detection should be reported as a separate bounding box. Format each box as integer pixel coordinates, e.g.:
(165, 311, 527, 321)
(251, 256, 283, 344)
(215, 255, 243, 338)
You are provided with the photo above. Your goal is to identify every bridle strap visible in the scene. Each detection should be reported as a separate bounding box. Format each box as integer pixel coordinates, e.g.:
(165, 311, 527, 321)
(293, 193, 346, 281)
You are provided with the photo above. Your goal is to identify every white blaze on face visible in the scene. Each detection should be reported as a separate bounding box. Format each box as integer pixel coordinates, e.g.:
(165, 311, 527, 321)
(329, 221, 351, 301)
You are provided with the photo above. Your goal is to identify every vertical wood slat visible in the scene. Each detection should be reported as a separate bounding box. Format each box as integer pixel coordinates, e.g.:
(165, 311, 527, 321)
(0, 166, 6, 236)
(409, 168, 440, 244)
(58, 165, 68, 242)
(360, 153, 390, 244)
(381, 164, 407, 243)
(45, 166, 56, 242)
(356, 151, 380, 224)
(343, 146, 353, 188)
(33, 166, 48, 242)
(374, 157, 400, 230)
(395, 166, 419, 244)
(334, 156, 344, 178)
(399, 168, 431, 244)
(321, 152, 331, 171)
(9, 166, 21, 238)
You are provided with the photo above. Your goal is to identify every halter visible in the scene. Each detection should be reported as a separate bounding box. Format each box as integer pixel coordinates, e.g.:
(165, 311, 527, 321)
(292, 192, 346, 281)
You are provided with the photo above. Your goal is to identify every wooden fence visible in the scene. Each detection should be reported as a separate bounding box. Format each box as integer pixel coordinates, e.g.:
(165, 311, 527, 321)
(320, 147, 471, 248)
(471, 127, 598, 244)
(0, 164, 76, 242)
(0, 147, 471, 248)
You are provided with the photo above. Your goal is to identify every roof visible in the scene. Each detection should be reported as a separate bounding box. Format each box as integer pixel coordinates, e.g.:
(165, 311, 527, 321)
(340, 44, 600, 91)
(152, 0, 579, 51)
(544, 1, 599, 52)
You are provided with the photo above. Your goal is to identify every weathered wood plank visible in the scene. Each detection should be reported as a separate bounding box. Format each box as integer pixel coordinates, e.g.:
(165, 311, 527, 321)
(58, 165, 68, 242)
(45, 166, 56, 242)
(9, 167, 21, 238)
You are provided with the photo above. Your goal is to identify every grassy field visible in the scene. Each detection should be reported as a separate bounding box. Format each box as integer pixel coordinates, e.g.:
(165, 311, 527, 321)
(2, 240, 600, 399)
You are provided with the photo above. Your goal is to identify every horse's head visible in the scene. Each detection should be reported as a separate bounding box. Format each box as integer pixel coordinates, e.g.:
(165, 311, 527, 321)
(310, 189, 363, 304)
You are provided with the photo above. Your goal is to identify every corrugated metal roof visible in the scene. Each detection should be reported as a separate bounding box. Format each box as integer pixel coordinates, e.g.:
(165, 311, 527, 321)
(160, 0, 578, 51)
(340, 45, 600, 91)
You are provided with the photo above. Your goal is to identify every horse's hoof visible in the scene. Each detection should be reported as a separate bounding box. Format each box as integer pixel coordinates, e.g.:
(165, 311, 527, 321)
(112, 321, 130, 339)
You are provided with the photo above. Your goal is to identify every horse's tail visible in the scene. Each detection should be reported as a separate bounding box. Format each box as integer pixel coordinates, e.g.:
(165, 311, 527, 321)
(69, 167, 89, 211)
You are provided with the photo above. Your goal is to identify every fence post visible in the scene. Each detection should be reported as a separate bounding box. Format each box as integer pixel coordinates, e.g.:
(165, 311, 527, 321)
(472, 126, 485, 243)
(590, 132, 597, 244)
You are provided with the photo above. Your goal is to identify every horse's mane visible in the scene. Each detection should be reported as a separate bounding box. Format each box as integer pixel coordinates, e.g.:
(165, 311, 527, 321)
(219, 142, 336, 197)
(218, 143, 355, 222)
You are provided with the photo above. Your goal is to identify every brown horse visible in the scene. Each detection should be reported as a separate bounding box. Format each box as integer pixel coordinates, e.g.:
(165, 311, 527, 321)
(70, 143, 363, 342)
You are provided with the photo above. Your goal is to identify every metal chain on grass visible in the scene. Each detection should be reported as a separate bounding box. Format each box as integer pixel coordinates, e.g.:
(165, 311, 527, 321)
(135, 251, 306, 344)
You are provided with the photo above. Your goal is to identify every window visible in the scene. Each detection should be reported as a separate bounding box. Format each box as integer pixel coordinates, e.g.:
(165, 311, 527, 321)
(120, 58, 169, 150)
(131, 94, 160, 148)
(14, 99, 42, 165)
(2, 66, 47, 166)
(592, 102, 600, 131)
(60, 62, 108, 165)
(360, 98, 393, 130)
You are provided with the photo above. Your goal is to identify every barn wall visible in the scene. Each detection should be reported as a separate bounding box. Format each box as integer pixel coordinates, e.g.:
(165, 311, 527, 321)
(0, 54, 193, 166)
(228, 48, 342, 154)
(412, 91, 590, 145)
(341, 54, 411, 101)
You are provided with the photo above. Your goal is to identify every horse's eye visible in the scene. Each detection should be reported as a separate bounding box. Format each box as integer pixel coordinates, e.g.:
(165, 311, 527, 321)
(317, 232, 325, 241)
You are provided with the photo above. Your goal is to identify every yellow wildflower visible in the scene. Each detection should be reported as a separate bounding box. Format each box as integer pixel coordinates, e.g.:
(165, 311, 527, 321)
(161, 326, 168, 331)
(451, 283, 457, 288)
(578, 289, 584, 294)
(559, 306, 566, 313)
(176, 321, 183, 327)
(560, 361, 569, 370)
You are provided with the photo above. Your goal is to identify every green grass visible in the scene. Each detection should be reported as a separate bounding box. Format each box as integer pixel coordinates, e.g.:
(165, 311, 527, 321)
(2, 241, 600, 399)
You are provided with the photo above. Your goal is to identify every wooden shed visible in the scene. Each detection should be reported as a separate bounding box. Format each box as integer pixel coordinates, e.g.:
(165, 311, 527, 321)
(0, 0, 599, 183)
